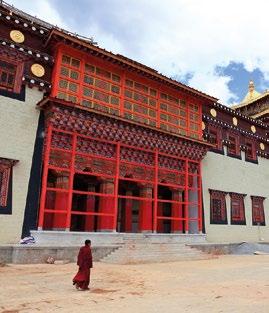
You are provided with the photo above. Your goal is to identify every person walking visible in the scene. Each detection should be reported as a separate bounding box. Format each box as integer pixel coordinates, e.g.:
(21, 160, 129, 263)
(73, 239, 93, 291)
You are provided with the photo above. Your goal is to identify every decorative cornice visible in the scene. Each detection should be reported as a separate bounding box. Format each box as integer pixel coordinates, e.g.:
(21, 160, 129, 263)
(0, 8, 49, 37)
(0, 37, 53, 63)
(209, 102, 267, 128)
(22, 75, 51, 91)
(203, 114, 269, 143)
(42, 99, 210, 161)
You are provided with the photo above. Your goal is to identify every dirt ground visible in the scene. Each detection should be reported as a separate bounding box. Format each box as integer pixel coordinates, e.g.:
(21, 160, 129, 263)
(0, 255, 269, 313)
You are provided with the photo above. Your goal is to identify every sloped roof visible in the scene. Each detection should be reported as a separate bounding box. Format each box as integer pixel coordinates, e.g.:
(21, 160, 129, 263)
(232, 80, 262, 110)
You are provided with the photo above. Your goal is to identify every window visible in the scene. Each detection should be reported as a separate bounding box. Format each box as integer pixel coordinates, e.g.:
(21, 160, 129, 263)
(53, 51, 202, 140)
(0, 158, 17, 214)
(251, 196, 265, 226)
(230, 193, 246, 225)
(245, 140, 256, 161)
(228, 135, 239, 156)
(208, 126, 221, 150)
(209, 190, 227, 224)
(0, 167, 11, 207)
(0, 56, 24, 94)
(0, 60, 16, 91)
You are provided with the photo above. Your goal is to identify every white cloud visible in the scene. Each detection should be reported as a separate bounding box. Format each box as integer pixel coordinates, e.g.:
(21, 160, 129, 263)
(189, 71, 238, 104)
(7, 0, 67, 28)
(6, 0, 269, 104)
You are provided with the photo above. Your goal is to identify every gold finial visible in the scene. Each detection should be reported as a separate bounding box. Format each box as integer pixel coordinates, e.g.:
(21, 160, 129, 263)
(249, 80, 254, 92)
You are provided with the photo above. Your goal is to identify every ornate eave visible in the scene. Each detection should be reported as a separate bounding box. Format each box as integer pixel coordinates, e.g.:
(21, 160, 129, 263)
(0, 37, 53, 63)
(202, 114, 268, 142)
(206, 102, 267, 128)
(232, 92, 269, 111)
(251, 108, 269, 119)
(38, 97, 212, 161)
(0, 3, 50, 37)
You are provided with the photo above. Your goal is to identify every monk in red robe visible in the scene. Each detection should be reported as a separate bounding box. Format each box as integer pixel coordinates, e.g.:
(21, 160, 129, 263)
(73, 239, 93, 290)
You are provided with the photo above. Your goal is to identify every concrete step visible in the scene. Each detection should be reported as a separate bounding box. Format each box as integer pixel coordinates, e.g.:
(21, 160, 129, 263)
(102, 254, 213, 264)
(100, 243, 212, 264)
(104, 249, 210, 256)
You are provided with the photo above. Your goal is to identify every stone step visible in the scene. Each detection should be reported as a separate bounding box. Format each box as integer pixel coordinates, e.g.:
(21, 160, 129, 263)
(103, 256, 208, 263)
(105, 252, 206, 259)
(100, 242, 212, 264)
(105, 250, 201, 256)
(102, 254, 213, 264)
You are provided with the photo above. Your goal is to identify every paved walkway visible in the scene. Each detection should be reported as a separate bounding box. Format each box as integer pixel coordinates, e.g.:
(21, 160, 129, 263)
(0, 255, 268, 313)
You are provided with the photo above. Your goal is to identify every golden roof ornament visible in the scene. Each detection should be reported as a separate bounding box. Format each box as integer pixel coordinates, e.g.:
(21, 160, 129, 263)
(10, 30, 25, 43)
(232, 117, 238, 126)
(251, 125, 256, 133)
(31, 64, 45, 77)
(260, 143, 265, 151)
(241, 80, 261, 104)
(210, 108, 217, 117)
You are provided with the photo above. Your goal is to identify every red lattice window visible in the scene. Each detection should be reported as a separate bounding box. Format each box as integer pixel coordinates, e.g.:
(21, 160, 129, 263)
(0, 60, 16, 91)
(0, 158, 18, 209)
(209, 189, 227, 224)
(0, 166, 11, 207)
(208, 126, 221, 150)
(228, 135, 239, 156)
(251, 196, 265, 226)
(230, 193, 246, 225)
(245, 140, 255, 160)
(52, 46, 203, 140)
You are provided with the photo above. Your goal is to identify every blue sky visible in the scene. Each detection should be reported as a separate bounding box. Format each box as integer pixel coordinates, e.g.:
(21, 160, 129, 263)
(8, 0, 269, 105)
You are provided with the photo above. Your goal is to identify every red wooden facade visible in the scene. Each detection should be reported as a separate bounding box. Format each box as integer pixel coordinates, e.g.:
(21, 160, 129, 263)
(37, 43, 212, 233)
(51, 44, 203, 140)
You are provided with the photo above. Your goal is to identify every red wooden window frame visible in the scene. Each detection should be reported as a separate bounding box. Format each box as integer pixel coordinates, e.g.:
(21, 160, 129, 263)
(245, 140, 256, 161)
(0, 58, 23, 94)
(251, 196, 265, 226)
(0, 158, 18, 209)
(230, 192, 246, 225)
(0, 167, 10, 207)
(209, 189, 227, 224)
(228, 134, 239, 156)
(208, 125, 221, 150)
(51, 44, 203, 140)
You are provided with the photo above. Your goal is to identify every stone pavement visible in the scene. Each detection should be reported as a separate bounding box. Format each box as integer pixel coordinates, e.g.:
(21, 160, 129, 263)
(0, 255, 268, 313)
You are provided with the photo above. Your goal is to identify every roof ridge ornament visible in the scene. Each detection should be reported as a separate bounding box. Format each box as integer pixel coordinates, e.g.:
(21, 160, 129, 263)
(241, 79, 261, 104)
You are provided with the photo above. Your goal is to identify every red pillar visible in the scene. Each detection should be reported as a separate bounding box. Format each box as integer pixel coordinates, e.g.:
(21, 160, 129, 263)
(53, 174, 69, 230)
(97, 179, 115, 232)
(85, 184, 95, 232)
(125, 190, 133, 232)
(139, 184, 153, 232)
(44, 182, 55, 229)
(157, 197, 164, 233)
(171, 189, 183, 233)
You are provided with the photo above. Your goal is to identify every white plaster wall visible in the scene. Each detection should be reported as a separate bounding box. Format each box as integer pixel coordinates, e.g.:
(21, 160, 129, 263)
(0, 87, 44, 244)
(202, 150, 269, 243)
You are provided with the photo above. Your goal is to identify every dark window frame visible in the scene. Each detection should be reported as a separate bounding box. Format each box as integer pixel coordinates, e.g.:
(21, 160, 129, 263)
(227, 133, 240, 157)
(0, 158, 18, 215)
(244, 139, 257, 163)
(0, 57, 24, 94)
(230, 192, 246, 225)
(251, 196, 266, 226)
(209, 189, 228, 224)
(208, 125, 222, 151)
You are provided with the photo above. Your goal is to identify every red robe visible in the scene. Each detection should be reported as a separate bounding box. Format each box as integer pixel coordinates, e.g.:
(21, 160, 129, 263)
(73, 245, 93, 290)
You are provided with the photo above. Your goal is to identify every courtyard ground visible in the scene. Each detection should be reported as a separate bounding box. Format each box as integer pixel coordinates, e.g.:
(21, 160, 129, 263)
(0, 255, 268, 313)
